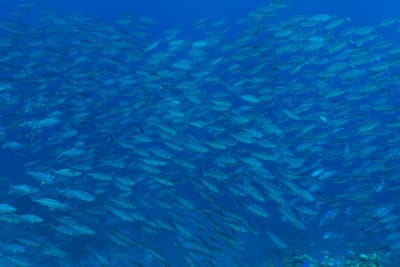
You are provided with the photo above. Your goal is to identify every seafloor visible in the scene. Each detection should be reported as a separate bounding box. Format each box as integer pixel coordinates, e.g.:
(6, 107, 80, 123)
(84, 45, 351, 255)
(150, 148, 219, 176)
(264, 252, 383, 267)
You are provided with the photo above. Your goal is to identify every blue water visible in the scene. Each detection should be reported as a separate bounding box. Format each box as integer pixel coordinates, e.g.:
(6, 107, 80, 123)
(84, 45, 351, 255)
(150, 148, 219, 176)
(1, 0, 399, 27)
(0, 0, 400, 266)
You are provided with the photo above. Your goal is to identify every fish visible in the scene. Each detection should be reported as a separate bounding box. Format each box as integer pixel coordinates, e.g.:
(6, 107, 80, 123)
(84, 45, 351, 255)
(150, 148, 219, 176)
(0, 203, 16, 213)
(0, 1, 398, 265)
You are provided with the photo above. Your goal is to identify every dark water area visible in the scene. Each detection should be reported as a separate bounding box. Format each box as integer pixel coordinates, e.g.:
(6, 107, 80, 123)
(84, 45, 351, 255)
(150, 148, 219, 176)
(0, 0, 399, 266)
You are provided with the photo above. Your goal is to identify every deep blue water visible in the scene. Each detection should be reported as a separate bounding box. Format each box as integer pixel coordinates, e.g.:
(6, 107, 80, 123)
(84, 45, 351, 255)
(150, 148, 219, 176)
(1, 0, 400, 28)
(0, 0, 400, 266)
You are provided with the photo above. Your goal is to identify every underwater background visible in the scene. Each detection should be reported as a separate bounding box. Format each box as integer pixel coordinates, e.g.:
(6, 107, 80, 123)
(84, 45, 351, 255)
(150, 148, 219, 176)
(0, 0, 399, 266)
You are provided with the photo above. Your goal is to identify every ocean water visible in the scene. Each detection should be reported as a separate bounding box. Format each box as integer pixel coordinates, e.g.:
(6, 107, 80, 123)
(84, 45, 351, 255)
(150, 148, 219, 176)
(0, 0, 399, 266)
